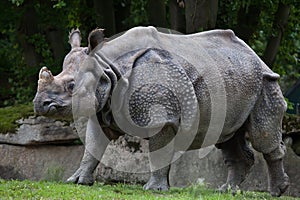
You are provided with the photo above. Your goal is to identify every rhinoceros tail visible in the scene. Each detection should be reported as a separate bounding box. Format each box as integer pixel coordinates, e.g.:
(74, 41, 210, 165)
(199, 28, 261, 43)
(263, 72, 280, 81)
(259, 59, 280, 81)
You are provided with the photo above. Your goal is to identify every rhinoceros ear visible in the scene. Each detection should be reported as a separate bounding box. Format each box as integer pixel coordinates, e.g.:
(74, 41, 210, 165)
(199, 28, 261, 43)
(69, 28, 81, 49)
(88, 28, 105, 53)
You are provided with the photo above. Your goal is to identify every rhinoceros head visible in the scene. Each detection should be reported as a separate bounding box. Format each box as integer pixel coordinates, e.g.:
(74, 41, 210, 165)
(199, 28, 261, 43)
(33, 29, 105, 119)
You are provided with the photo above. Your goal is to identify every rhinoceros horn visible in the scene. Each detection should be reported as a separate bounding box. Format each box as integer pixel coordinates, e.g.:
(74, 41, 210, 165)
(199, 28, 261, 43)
(38, 66, 54, 91)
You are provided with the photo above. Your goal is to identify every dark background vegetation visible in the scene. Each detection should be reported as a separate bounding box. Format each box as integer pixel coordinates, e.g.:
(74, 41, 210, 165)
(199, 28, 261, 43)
(0, 0, 299, 107)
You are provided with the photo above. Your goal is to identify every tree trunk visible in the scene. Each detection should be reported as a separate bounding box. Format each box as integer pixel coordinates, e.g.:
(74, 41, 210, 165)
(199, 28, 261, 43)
(185, 0, 218, 33)
(45, 28, 65, 64)
(234, 4, 261, 43)
(263, 2, 290, 67)
(168, 0, 186, 33)
(17, 0, 41, 68)
(93, 0, 116, 36)
(147, 0, 167, 27)
(115, 0, 131, 33)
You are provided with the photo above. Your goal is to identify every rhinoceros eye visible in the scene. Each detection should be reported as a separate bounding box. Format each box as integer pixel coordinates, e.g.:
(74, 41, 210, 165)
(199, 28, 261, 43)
(67, 81, 75, 93)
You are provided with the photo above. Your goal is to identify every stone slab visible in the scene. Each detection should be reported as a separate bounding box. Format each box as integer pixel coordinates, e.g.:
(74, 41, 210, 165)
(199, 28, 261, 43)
(0, 144, 83, 181)
(0, 116, 78, 145)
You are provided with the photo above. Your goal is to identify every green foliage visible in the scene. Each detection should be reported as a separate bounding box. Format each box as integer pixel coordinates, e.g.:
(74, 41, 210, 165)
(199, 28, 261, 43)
(0, 179, 296, 200)
(27, 33, 55, 67)
(8, 0, 24, 6)
(124, 0, 149, 27)
(273, 5, 300, 91)
(216, 0, 239, 28)
(285, 97, 295, 111)
(239, 2, 300, 92)
(0, 103, 34, 133)
(53, 0, 66, 9)
(66, 0, 82, 29)
(2, 32, 51, 105)
(6, 58, 37, 106)
(0, 29, 34, 105)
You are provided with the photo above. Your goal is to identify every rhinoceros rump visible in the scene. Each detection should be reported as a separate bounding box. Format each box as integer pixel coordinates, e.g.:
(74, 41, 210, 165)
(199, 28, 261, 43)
(33, 27, 289, 197)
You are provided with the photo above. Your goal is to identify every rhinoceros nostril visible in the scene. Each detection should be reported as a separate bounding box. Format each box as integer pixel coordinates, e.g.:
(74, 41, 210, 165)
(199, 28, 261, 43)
(43, 101, 52, 107)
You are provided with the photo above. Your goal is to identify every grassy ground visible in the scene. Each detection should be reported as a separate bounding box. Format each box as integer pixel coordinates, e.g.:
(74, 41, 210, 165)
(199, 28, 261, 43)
(0, 179, 297, 200)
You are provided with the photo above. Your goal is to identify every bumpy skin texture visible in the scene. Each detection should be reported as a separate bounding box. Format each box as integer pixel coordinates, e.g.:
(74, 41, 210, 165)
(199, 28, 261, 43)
(33, 27, 289, 197)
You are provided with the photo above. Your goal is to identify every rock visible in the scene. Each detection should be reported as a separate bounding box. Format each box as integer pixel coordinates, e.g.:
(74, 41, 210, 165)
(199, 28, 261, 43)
(0, 165, 25, 180)
(96, 135, 150, 184)
(0, 144, 84, 181)
(169, 146, 269, 192)
(283, 143, 300, 197)
(0, 116, 79, 145)
(169, 146, 226, 188)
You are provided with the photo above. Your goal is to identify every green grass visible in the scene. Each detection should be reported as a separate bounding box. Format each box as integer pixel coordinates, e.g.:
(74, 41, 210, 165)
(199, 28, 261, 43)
(0, 103, 34, 133)
(0, 179, 297, 200)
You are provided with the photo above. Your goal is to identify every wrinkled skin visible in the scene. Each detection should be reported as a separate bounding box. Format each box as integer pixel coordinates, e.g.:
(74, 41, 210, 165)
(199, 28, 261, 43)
(33, 27, 289, 197)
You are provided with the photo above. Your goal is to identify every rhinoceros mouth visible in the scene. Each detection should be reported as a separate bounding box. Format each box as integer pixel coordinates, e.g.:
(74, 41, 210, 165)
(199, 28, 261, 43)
(38, 100, 70, 118)
(39, 100, 57, 114)
(46, 105, 72, 119)
(47, 103, 58, 114)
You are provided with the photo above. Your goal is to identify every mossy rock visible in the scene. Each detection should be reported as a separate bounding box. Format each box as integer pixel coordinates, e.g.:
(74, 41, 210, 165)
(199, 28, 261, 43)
(0, 103, 34, 133)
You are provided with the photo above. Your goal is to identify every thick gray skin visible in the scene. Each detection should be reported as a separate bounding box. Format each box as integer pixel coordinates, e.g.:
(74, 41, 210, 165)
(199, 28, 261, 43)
(33, 27, 289, 197)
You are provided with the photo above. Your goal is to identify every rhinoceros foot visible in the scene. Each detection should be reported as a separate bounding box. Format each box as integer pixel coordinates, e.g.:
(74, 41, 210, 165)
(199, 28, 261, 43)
(143, 170, 169, 192)
(218, 183, 240, 196)
(269, 173, 289, 197)
(66, 168, 94, 186)
(143, 177, 169, 191)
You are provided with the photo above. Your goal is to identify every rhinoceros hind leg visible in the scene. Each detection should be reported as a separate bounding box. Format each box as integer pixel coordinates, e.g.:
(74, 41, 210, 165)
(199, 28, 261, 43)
(216, 126, 254, 195)
(247, 80, 289, 197)
(143, 125, 176, 191)
(143, 166, 170, 191)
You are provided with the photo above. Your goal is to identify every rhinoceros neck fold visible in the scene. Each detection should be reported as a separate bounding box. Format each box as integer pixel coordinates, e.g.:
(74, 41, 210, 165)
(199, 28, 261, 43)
(96, 96, 125, 140)
(93, 51, 121, 92)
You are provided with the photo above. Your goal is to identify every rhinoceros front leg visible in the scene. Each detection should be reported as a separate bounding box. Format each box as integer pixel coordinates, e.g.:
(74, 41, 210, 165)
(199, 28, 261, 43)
(67, 149, 99, 185)
(67, 115, 110, 185)
(143, 125, 176, 191)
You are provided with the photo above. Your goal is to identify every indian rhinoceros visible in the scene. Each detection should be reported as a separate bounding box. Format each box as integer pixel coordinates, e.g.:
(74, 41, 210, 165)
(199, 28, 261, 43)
(33, 27, 289, 197)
